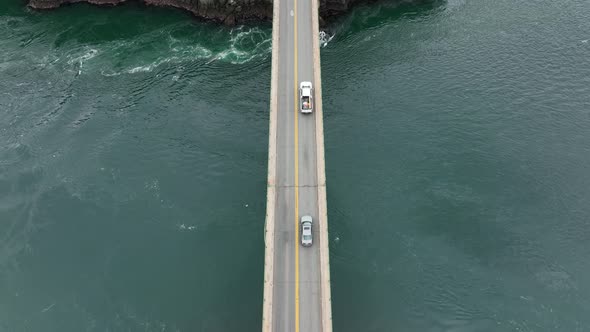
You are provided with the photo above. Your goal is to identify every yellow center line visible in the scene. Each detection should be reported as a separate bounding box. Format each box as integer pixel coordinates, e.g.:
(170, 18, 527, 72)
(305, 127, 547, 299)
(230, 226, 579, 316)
(293, 0, 300, 330)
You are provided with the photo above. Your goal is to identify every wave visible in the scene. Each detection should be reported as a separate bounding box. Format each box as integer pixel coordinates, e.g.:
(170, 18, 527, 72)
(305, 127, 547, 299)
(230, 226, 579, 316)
(95, 25, 272, 76)
(1, 15, 272, 78)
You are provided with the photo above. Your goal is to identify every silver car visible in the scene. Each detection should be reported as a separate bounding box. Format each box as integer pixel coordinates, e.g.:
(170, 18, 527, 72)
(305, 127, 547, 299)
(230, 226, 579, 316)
(300, 215, 313, 247)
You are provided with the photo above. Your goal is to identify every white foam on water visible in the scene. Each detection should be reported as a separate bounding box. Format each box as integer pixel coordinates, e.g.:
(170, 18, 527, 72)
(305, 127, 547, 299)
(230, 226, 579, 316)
(178, 224, 198, 231)
(66, 47, 99, 75)
(101, 38, 257, 76)
(127, 60, 166, 74)
(320, 30, 335, 48)
(206, 25, 272, 64)
(66, 48, 99, 65)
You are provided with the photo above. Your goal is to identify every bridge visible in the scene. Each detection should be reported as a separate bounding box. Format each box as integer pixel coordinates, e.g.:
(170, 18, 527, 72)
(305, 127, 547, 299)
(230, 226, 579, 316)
(261, 0, 333, 329)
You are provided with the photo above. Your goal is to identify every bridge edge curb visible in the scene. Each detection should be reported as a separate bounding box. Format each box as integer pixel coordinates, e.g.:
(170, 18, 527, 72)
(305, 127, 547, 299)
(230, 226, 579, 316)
(262, 0, 280, 330)
(311, 1, 334, 330)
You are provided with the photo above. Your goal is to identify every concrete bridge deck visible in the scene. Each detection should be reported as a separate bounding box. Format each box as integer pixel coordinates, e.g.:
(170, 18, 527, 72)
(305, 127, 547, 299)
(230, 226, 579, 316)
(261, 0, 332, 329)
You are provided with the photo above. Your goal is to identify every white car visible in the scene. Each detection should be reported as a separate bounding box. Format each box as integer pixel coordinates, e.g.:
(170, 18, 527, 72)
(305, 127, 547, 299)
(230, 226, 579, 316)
(299, 81, 313, 114)
(300, 215, 313, 247)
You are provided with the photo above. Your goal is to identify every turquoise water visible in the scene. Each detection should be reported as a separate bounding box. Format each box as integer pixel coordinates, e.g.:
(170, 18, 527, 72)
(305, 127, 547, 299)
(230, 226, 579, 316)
(1, 0, 590, 331)
(325, 0, 590, 330)
(1, 3, 270, 331)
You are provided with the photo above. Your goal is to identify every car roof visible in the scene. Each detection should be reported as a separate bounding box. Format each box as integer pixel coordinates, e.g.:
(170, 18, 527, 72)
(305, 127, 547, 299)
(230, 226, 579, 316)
(301, 215, 312, 223)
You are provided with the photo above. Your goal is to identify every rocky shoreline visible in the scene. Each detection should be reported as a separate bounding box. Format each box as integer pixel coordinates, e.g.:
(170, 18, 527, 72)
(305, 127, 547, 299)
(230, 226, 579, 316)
(27, 0, 400, 25)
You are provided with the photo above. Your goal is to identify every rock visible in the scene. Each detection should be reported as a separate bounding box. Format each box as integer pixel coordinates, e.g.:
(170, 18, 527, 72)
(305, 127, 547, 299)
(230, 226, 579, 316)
(29, 0, 126, 9)
(27, 0, 414, 25)
(28, 0, 272, 23)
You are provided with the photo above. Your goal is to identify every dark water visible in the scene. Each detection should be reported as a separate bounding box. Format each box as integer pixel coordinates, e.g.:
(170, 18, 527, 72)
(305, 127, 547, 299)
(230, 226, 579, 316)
(1, 0, 590, 331)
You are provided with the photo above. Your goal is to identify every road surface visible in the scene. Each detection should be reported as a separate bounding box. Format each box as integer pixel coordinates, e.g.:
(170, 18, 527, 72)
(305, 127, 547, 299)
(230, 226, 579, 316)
(270, 0, 322, 329)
